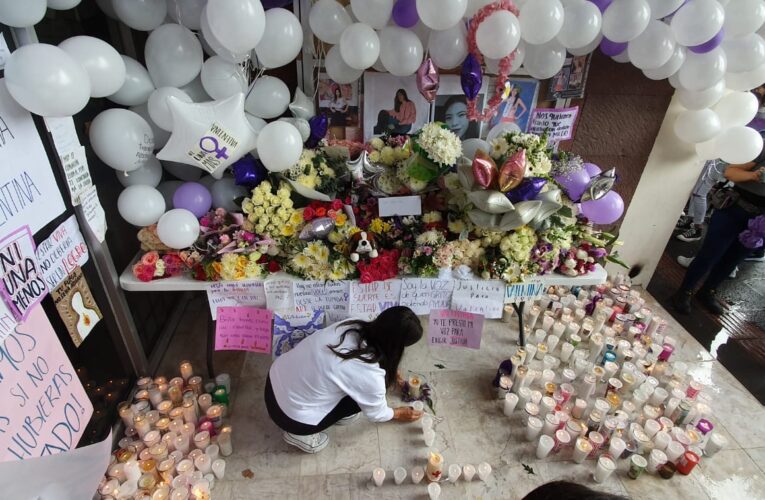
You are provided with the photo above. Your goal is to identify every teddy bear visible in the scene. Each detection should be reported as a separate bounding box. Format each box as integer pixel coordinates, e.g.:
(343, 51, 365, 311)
(349, 231, 379, 262)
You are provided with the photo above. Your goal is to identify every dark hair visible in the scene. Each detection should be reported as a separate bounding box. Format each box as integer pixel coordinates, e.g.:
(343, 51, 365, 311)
(394, 88, 409, 112)
(334, 87, 342, 98)
(329, 306, 422, 387)
(437, 95, 480, 139)
(522, 481, 629, 500)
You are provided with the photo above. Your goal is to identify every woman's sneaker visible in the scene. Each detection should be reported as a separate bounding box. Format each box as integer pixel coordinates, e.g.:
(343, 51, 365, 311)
(283, 432, 329, 453)
(676, 225, 702, 242)
(675, 215, 692, 231)
(335, 413, 361, 426)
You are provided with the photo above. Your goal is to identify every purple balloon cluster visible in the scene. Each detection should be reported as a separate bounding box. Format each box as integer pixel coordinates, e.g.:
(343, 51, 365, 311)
(554, 163, 624, 225)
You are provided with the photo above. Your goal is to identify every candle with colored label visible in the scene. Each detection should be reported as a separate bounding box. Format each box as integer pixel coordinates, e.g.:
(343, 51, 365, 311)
(426, 452, 443, 482)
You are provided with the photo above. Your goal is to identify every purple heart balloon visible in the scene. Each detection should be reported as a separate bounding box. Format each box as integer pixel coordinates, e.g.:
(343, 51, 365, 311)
(232, 155, 268, 188)
(506, 177, 547, 203)
(555, 167, 591, 201)
(688, 28, 724, 54)
(600, 37, 627, 57)
(306, 114, 328, 148)
(392, 0, 418, 28)
(461, 53, 482, 100)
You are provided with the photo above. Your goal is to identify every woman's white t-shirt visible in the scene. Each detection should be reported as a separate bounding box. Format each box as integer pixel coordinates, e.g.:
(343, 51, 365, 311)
(269, 320, 394, 425)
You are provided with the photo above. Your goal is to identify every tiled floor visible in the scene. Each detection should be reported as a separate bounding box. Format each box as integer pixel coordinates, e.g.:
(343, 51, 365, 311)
(159, 293, 765, 499)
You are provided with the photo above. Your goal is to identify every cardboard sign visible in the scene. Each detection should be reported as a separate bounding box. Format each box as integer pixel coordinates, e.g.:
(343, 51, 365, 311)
(59, 147, 92, 205)
(378, 196, 423, 217)
(79, 186, 106, 243)
(399, 278, 454, 315)
(35, 215, 89, 290)
(50, 267, 102, 348)
(0, 80, 66, 234)
(293, 280, 349, 322)
(0, 305, 94, 462)
(206, 281, 267, 320)
(264, 278, 295, 312)
(348, 280, 402, 321)
(450, 280, 505, 319)
(0, 226, 47, 321)
(428, 309, 484, 349)
(272, 310, 325, 359)
(505, 276, 546, 304)
(528, 106, 579, 142)
(214, 306, 272, 353)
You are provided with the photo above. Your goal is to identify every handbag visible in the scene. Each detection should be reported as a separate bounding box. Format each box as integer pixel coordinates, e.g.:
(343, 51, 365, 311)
(709, 183, 738, 210)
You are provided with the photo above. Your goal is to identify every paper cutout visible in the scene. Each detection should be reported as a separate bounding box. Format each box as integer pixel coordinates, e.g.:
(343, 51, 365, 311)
(399, 278, 454, 315)
(450, 279, 505, 319)
(206, 281, 266, 320)
(0, 226, 48, 321)
(35, 215, 89, 290)
(50, 267, 102, 348)
(79, 186, 106, 243)
(293, 280, 349, 322)
(428, 309, 484, 349)
(215, 306, 272, 353)
(272, 309, 326, 359)
(348, 280, 402, 321)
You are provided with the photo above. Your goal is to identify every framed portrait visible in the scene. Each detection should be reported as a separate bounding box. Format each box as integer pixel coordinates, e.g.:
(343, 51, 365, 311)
(317, 72, 361, 141)
(549, 54, 592, 99)
(488, 77, 540, 133)
(432, 75, 487, 141)
(363, 72, 432, 140)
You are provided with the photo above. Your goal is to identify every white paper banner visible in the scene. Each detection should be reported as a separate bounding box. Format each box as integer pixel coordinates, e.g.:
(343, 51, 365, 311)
(293, 280, 350, 322)
(264, 277, 295, 312)
(207, 281, 267, 320)
(450, 280, 505, 319)
(348, 280, 402, 321)
(399, 278, 454, 315)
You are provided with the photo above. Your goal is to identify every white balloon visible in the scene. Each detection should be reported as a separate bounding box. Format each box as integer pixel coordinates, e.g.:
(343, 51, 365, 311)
(90, 109, 154, 171)
(47, 0, 82, 10)
(118, 185, 166, 227)
(339, 23, 380, 70)
(245, 113, 268, 134)
(646, 0, 684, 18)
(180, 77, 212, 103)
(157, 93, 258, 177)
(379, 26, 424, 76)
(695, 137, 719, 160)
(476, 11, 520, 59)
(201, 56, 247, 100)
(244, 76, 290, 119)
(157, 209, 201, 248)
(465, 0, 494, 18)
(145, 24, 203, 88)
(130, 103, 171, 150)
(289, 88, 316, 120)
(350, 0, 392, 29)
(108, 56, 155, 106)
(461, 138, 489, 160)
(568, 33, 602, 56)
(256, 121, 303, 172)
(157, 180, 184, 208)
(522, 40, 566, 80)
(206, 0, 266, 54)
(643, 45, 686, 80)
(416, 0, 467, 30)
(715, 126, 764, 163)
(723, 34, 765, 73)
(520, 0, 564, 44)
(678, 48, 727, 91)
(310, 0, 353, 44)
(602, 0, 650, 43)
(113, 0, 166, 31)
(4, 44, 90, 117)
(0, 0, 46, 27)
(612, 51, 631, 63)
(199, 175, 217, 190)
(671, 0, 725, 47)
(166, 0, 206, 30)
(556, 0, 601, 50)
(723, 0, 765, 37)
(211, 177, 248, 212)
(676, 80, 726, 109)
(411, 20, 432, 47)
(674, 108, 721, 143)
(58, 36, 126, 98)
(428, 24, 468, 70)
(278, 117, 311, 142)
(726, 61, 765, 90)
(253, 8, 303, 69)
(668, 72, 682, 89)
(325, 45, 364, 84)
(148, 87, 193, 131)
(627, 20, 676, 70)
(117, 156, 163, 187)
(163, 160, 203, 181)
(199, 8, 251, 64)
(713, 91, 759, 128)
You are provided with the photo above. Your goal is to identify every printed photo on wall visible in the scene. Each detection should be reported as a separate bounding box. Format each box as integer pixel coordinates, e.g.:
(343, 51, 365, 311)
(363, 72, 431, 140)
(488, 77, 540, 134)
(433, 75, 486, 141)
(317, 73, 361, 141)
(549, 54, 592, 99)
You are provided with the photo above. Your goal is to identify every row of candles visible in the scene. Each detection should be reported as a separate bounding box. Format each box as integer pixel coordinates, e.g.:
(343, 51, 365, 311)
(97, 362, 234, 500)
(497, 278, 725, 483)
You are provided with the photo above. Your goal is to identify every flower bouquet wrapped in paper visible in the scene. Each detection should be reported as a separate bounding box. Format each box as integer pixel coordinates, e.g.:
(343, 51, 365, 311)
(406, 122, 463, 182)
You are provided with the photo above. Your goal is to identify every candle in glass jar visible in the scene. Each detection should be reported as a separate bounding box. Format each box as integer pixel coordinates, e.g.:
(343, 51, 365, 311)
(503, 393, 519, 416)
(157, 400, 173, 417)
(194, 453, 212, 474)
(497, 375, 512, 399)
(158, 457, 176, 483)
(426, 452, 443, 482)
(573, 436, 593, 463)
(134, 414, 151, 439)
(168, 385, 184, 406)
(525, 416, 543, 441)
(174, 434, 190, 454)
(179, 360, 193, 381)
(182, 399, 198, 426)
(542, 413, 560, 436)
(206, 405, 224, 429)
(408, 375, 422, 398)
(193, 431, 211, 450)
(197, 394, 213, 415)
(526, 305, 541, 331)
(149, 442, 168, 461)
(217, 425, 233, 456)
(593, 455, 616, 483)
(524, 344, 537, 365)
(560, 342, 574, 362)
(188, 376, 203, 396)
(572, 398, 587, 419)
(552, 321, 566, 338)
(143, 430, 161, 448)
(118, 402, 134, 429)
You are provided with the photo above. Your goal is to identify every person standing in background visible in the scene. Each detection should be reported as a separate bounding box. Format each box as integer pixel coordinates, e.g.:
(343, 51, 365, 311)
(675, 159, 726, 242)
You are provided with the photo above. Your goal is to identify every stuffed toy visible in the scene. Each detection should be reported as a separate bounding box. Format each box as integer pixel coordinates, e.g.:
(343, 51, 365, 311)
(349, 231, 379, 262)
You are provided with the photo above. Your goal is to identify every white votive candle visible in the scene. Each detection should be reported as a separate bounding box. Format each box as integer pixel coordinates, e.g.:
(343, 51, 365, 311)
(423, 429, 435, 447)
(542, 413, 560, 436)
(211, 459, 226, 480)
(593, 455, 616, 483)
(411, 466, 425, 484)
(525, 416, 543, 441)
(504, 393, 519, 416)
(648, 449, 667, 474)
(560, 342, 574, 362)
(536, 434, 555, 459)
(608, 436, 626, 458)
(573, 437, 592, 464)
(372, 467, 385, 487)
(462, 463, 476, 481)
(427, 482, 441, 500)
(194, 454, 212, 474)
(477, 462, 492, 481)
(393, 466, 407, 485)
(447, 464, 461, 483)
(704, 432, 727, 457)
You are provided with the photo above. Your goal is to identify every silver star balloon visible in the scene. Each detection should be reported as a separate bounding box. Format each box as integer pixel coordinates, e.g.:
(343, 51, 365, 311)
(346, 150, 386, 185)
(580, 168, 617, 202)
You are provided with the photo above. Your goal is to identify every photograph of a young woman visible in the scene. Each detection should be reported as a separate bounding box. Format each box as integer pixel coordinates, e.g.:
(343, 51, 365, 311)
(329, 86, 349, 127)
(434, 95, 481, 140)
(363, 73, 430, 140)
(488, 78, 539, 133)
(373, 88, 417, 135)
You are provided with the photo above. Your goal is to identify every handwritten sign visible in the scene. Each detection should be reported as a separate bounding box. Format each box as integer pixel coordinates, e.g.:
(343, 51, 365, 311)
(378, 196, 423, 217)
(272, 310, 325, 359)
(206, 281, 267, 320)
(214, 306, 272, 353)
(50, 267, 102, 348)
(35, 216, 89, 290)
(79, 186, 106, 243)
(0, 226, 47, 322)
(450, 280, 505, 319)
(264, 278, 295, 312)
(60, 147, 92, 205)
(293, 280, 349, 322)
(528, 106, 579, 142)
(505, 276, 546, 304)
(428, 309, 484, 349)
(348, 280, 402, 320)
(0, 305, 94, 462)
(399, 278, 454, 315)
(44, 116, 81, 156)
(0, 80, 66, 234)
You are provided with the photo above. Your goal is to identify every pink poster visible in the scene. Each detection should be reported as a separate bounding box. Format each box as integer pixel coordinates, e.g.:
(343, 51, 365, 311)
(215, 306, 273, 354)
(0, 226, 48, 322)
(428, 309, 484, 350)
(0, 305, 93, 462)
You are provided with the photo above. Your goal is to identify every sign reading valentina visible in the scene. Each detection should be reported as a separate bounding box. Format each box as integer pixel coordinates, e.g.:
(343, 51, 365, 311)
(0, 305, 94, 462)
(0, 226, 47, 322)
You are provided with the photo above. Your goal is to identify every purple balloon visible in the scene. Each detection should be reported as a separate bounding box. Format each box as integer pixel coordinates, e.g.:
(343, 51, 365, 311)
(173, 182, 212, 218)
(583, 162, 602, 177)
(232, 155, 268, 188)
(688, 28, 724, 54)
(580, 191, 624, 224)
(555, 168, 591, 201)
(306, 114, 328, 148)
(600, 37, 627, 57)
(392, 0, 418, 28)
(461, 53, 482, 100)
(588, 0, 613, 12)
(506, 177, 547, 203)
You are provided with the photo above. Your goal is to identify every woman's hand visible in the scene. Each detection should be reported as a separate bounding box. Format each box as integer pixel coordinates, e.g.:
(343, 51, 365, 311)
(393, 406, 424, 422)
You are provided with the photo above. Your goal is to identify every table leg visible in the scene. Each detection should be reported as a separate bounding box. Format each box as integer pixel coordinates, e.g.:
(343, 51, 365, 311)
(207, 307, 216, 379)
(512, 302, 526, 347)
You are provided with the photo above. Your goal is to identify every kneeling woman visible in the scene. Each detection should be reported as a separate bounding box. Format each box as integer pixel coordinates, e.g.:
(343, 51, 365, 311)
(265, 306, 424, 453)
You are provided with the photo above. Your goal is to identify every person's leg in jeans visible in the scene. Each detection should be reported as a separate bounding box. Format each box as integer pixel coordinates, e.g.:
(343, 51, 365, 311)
(678, 175, 714, 242)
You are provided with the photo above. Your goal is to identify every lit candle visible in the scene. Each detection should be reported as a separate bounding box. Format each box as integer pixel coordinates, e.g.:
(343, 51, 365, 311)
(462, 463, 476, 482)
(182, 399, 198, 426)
(193, 431, 211, 450)
(149, 386, 164, 409)
(503, 393, 519, 416)
(546, 335, 560, 353)
(157, 400, 173, 416)
(168, 385, 183, 406)
(426, 452, 443, 482)
(408, 375, 422, 398)
(118, 402, 134, 429)
(124, 460, 141, 482)
(212, 458, 226, 480)
(174, 434, 190, 454)
(176, 458, 194, 476)
(571, 398, 587, 419)
(572, 437, 592, 464)
(194, 453, 212, 474)
(152, 485, 170, 500)
(115, 480, 138, 498)
(525, 416, 543, 441)
(552, 321, 566, 338)
(149, 442, 168, 461)
(206, 405, 224, 429)
(137, 377, 153, 390)
(542, 413, 560, 436)
(560, 342, 574, 362)
(536, 434, 555, 459)
(158, 457, 176, 483)
(188, 376, 203, 396)
(497, 375, 512, 399)
(107, 463, 127, 482)
(134, 414, 151, 439)
(190, 482, 210, 500)
(143, 430, 161, 448)
(372, 467, 386, 487)
(524, 344, 537, 365)
(608, 436, 626, 458)
(526, 305, 541, 331)
(593, 455, 616, 483)
(552, 429, 572, 453)
(179, 361, 193, 382)
(198, 394, 213, 415)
